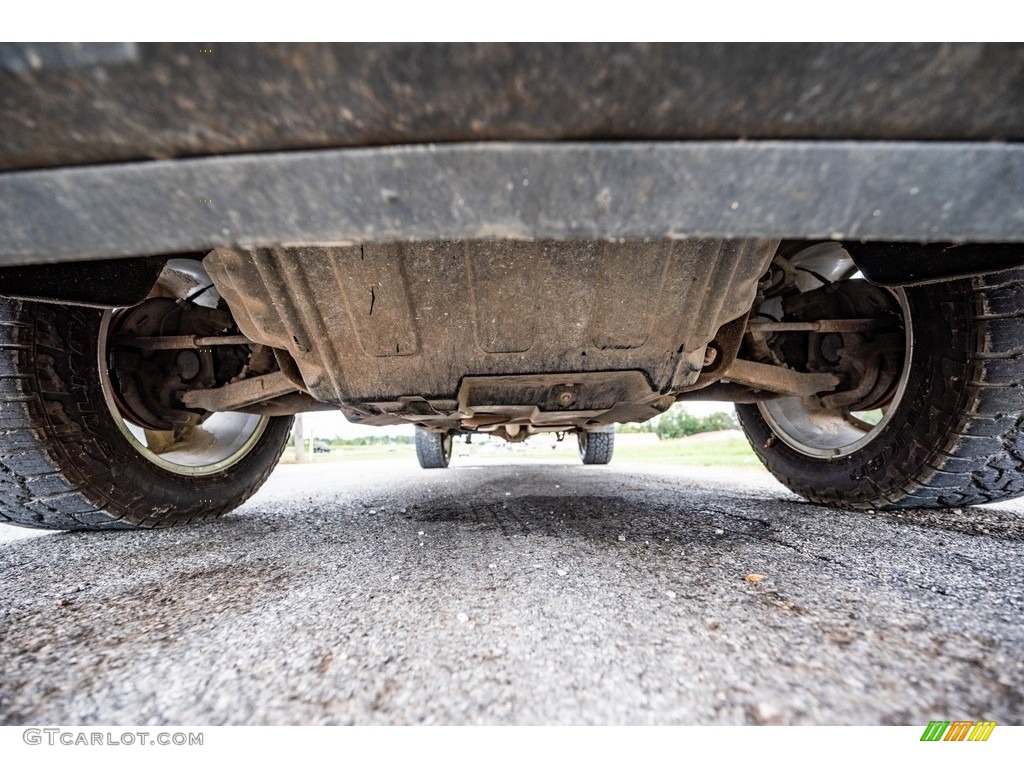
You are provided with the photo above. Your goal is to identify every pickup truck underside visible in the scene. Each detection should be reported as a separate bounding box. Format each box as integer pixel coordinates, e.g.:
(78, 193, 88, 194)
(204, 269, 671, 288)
(0, 236, 1000, 445)
(3, 42, 1024, 530)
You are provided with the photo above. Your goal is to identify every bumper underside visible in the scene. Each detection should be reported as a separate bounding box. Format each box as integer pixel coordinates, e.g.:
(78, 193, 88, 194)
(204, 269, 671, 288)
(1, 141, 1023, 269)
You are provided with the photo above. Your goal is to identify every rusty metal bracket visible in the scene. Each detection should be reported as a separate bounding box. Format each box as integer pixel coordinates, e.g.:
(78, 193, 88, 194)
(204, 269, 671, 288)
(114, 333, 251, 351)
(746, 319, 880, 333)
(722, 359, 840, 397)
(180, 371, 298, 412)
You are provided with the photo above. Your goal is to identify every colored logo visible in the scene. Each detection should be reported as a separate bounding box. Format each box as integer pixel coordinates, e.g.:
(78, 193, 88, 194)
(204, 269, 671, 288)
(920, 721, 996, 741)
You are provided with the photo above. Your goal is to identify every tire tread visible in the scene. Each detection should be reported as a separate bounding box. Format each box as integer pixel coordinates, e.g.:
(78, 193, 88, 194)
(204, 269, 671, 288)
(415, 428, 451, 469)
(580, 431, 614, 465)
(738, 265, 1024, 510)
(0, 299, 290, 530)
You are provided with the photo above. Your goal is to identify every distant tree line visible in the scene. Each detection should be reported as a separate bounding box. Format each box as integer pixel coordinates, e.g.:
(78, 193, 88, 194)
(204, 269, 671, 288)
(617, 405, 738, 440)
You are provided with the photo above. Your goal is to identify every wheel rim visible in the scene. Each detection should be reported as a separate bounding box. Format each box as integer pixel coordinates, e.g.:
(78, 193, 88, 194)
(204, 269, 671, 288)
(577, 432, 587, 459)
(755, 243, 913, 459)
(97, 259, 270, 476)
(442, 433, 453, 464)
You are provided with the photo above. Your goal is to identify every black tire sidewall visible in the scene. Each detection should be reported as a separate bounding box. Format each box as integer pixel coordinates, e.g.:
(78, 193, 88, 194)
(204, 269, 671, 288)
(736, 277, 974, 508)
(28, 302, 292, 525)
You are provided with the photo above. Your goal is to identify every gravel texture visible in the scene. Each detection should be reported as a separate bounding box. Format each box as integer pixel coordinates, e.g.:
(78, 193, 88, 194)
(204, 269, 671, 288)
(1, 459, 1021, 725)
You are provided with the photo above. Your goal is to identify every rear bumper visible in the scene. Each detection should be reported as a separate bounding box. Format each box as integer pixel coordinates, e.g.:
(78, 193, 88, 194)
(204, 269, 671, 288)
(1, 140, 1023, 266)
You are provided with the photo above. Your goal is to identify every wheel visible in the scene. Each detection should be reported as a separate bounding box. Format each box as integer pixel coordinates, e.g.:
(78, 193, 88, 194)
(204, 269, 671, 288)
(736, 242, 1024, 509)
(415, 428, 452, 469)
(0, 266, 293, 531)
(578, 430, 614, 465)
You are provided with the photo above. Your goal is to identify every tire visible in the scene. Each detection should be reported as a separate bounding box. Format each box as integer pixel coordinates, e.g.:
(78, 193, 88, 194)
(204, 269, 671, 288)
(415, 428, 452, 469)
(0, 299, 292, 530)
(578, 430, 614, 465)
(737, 264, 1024, 510)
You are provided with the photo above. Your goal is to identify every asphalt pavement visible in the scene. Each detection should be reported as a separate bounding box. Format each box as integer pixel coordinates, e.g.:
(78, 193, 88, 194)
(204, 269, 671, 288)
(1, 457, 1022, 725)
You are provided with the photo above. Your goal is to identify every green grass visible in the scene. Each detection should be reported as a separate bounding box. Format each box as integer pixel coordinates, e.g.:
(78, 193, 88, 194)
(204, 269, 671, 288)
(509, 435, 760, 466)
(279, 443, 416, 463)
(613, 435, 760, 466)
(279, 434, 760, 468)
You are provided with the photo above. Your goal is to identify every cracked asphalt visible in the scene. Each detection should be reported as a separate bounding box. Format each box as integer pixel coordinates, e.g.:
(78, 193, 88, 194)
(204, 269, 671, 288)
(1, 458, 1022, 725)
